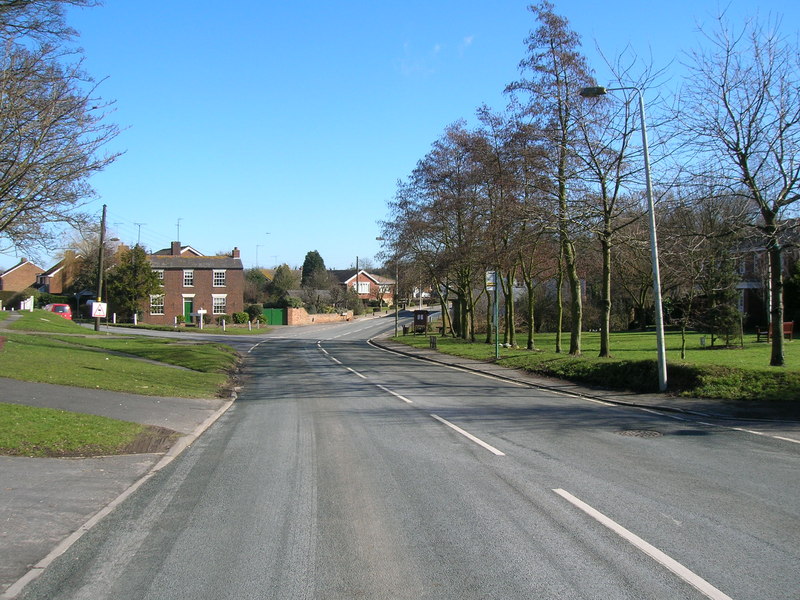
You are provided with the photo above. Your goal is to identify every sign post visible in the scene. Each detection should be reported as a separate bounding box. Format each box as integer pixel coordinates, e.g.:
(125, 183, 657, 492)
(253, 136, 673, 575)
(486, 271, 499, 359)
(90, 302, 108, 319)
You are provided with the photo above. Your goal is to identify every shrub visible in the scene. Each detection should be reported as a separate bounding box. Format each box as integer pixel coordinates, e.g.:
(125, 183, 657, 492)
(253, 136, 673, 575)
(245, 304, 262, 321)
(232, 312, 249, 324)
(283, 297, 303, 308)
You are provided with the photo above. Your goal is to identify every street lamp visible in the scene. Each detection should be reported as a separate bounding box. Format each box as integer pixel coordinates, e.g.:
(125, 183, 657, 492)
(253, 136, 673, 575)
(579, 85, 667, 391)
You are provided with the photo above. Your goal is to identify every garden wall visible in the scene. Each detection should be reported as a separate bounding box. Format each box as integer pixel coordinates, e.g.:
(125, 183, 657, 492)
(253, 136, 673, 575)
(286, 307, 353, 326)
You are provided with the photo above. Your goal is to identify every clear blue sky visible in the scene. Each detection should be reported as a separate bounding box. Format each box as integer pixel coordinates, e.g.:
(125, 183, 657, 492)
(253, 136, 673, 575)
(3, 0, 798, 272)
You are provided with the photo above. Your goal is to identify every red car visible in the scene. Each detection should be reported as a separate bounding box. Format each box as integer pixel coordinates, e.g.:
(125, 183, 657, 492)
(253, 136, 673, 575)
(43, 303, 73, 320)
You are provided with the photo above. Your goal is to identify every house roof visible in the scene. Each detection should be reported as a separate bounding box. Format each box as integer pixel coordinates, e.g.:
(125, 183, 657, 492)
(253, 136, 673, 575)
(149, 254, 243, 269)
(148, 244, 242, 269)
(329, 269, 395, 286)
(151, 245, 203, 257)
(1, 258, 44, 276)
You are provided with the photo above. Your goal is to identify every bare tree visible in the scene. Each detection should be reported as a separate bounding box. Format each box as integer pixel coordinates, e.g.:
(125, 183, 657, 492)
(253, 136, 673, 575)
(660, 185, 749, 356)
(575, 51, 668, 357)
(679, 14, 800, 366)
(506, 0, 593, 355)
(383, 122, 487, 340)
(0, 0, 98, 43)
(0, 42, 119, 255)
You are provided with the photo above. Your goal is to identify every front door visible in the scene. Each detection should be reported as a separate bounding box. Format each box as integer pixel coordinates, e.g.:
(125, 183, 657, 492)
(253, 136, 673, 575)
(183, 299, 193, 323)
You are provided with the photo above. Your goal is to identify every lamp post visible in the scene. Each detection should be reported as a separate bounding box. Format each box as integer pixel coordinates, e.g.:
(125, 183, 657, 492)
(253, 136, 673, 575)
(579, 85, 667, 392)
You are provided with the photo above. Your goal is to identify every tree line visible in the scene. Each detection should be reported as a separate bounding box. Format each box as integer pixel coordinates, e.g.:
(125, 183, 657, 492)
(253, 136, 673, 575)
(380, 1, 800, 367)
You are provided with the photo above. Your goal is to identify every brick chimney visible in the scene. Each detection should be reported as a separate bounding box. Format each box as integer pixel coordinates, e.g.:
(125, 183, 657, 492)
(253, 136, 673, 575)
(171, 241, 181, 256)
(232, 247, 240, 258)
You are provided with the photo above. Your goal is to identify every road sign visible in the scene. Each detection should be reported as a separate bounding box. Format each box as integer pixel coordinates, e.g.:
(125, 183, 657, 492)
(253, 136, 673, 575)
(485, 270, 497, 290)
(91, 302, 108, 318)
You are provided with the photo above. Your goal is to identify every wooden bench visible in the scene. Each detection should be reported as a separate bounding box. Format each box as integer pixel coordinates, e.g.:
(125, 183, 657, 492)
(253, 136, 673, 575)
(756, 321, 794, 342)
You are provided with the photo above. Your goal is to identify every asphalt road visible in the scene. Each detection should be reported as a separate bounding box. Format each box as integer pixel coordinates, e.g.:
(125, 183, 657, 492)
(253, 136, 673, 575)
(15, 316, 800, 599)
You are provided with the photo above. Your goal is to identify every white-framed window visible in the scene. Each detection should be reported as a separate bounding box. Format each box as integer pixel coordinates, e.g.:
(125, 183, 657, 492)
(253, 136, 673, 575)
(212, 294, 227, 314)
(213, 269, 226, 287)
(183, 270, 194, 287)
(354, 281, 370, 294)
(153, 269, 164, 285)
(150, 295, 164, 315)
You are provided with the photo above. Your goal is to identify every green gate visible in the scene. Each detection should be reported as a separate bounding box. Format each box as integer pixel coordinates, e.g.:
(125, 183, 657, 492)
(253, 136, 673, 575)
(262, 308, 287, 325)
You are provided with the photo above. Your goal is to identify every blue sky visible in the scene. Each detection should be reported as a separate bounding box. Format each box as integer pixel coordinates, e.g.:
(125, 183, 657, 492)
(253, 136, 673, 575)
(3, 0, 799, 272)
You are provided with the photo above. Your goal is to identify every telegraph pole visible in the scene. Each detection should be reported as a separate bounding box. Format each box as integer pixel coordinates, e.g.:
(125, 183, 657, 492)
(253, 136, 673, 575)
(94, 204, 107, 332)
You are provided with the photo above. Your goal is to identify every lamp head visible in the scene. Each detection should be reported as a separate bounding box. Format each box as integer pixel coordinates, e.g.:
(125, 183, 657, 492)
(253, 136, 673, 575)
(579, 86, 608, 98)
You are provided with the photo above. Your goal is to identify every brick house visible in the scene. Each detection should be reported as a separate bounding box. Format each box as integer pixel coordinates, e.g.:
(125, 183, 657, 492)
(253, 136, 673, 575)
(34, 251, 83, 294)
(330, 269, 395, 305)
(0, 258, 44, 292)
(145, 242, 244, 325)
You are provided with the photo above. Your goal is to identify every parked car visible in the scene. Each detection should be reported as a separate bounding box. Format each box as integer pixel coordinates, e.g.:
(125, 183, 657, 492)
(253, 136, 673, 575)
(43, 303, 72, 320)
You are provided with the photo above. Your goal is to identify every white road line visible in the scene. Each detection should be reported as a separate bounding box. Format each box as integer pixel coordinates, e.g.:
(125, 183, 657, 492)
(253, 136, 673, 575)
(346, 367, 367, 379)
(376, 384, 414, 404)
(429, 414, 506, 456)
(553, 489, 734, 600)
(773, 435, 800, 444)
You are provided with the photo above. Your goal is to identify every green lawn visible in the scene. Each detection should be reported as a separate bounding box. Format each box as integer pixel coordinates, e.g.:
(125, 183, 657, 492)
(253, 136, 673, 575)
(0, 402, 176, 457)
(0, 310, 238, 397)
(0, 310, 234, 457)
(397, 329, 800, 402)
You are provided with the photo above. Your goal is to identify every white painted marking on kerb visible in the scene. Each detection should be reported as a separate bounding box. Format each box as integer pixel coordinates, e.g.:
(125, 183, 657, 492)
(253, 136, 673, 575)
(429, 414, 505, 456)
(553, 489, 733, 600)
(376, 384, 414, 404)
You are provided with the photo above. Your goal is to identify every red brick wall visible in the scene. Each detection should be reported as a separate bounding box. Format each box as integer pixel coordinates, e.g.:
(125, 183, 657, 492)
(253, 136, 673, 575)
(287, 308, 353, 325)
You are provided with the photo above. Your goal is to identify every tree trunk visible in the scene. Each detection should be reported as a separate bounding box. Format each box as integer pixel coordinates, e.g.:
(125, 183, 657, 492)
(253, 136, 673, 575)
(768, 236, 785, 366)
(599, 233, 612, 357)
(503, 271, 516, 347)
(564, 237, 582, 356)
(526, 281, 536, 350)
(555, 246, 564, 353)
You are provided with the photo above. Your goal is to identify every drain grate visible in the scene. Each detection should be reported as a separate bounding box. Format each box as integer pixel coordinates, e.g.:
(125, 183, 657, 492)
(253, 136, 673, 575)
(617, 429, 662, 438)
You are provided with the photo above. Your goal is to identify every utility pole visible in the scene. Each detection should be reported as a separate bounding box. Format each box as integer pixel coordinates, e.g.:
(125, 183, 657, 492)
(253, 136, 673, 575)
(94, 204, 107, 332)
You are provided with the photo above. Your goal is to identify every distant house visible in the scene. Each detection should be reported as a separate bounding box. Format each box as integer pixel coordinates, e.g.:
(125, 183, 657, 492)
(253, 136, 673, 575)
(0, 258, 44, 292)
(145, 242, 244, 325)
(735, 228, 800, 327)
(35, 250, 83, 295)
(330, 269, 395, 305)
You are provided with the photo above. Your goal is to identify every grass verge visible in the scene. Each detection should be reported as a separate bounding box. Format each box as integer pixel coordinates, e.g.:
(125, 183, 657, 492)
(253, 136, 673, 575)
(0, 310, 238, 397)
(0, 402, 178, 457)
(395, 330, 800, 402)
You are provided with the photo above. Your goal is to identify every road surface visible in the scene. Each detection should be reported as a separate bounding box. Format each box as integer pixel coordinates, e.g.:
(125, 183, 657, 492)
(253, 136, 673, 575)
(16, 316, 800, 599)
